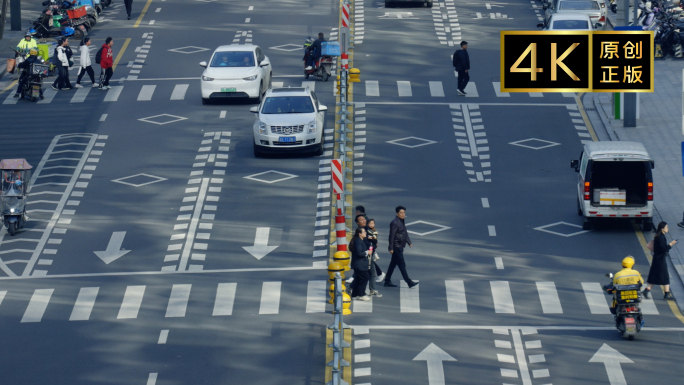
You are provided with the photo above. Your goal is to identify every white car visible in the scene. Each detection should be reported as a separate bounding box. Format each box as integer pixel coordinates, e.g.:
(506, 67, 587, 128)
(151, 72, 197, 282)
(199, 45, 272, 104)
(250, 87, 327, 157)
(537, 13, 603, 30)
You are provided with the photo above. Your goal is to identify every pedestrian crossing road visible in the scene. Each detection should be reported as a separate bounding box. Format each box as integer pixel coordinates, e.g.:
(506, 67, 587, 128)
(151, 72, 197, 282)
(0, 279, 664, 323)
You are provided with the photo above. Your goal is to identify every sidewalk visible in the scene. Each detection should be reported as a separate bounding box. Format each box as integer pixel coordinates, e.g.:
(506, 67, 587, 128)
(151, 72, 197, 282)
(581, 57, 684, 311)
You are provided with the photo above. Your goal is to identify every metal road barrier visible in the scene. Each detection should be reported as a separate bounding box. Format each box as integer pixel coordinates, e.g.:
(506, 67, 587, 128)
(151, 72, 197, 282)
(327, 272, 351, 385)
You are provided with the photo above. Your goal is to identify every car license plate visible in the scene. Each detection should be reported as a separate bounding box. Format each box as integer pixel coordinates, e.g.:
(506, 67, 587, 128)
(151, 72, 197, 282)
(221, 88, 236, 92)
(279, 137, 296, 143)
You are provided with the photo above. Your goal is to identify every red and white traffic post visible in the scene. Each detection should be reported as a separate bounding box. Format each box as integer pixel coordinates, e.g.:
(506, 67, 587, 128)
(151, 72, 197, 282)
(332, 159, 347, 252)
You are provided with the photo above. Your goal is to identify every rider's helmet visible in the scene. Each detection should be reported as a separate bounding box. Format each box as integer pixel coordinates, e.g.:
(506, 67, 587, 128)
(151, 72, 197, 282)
(304, 36, 314, 48)
(622, 256, 635, 268)
(29, 49, 38, 56)
(25, 31, 32, 38)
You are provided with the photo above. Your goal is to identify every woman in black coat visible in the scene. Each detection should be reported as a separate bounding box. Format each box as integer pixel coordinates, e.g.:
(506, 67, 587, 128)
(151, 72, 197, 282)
(643, 221, 677, 300)
(349, 227, 371, 301)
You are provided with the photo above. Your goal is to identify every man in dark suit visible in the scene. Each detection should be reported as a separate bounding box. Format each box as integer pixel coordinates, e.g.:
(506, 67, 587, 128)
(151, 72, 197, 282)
(453, 41, 470, 96)
(384, 206, 418, 288)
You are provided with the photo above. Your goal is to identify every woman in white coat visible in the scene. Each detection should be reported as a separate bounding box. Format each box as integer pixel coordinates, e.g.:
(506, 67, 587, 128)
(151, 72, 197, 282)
(75, 38, 97, 88)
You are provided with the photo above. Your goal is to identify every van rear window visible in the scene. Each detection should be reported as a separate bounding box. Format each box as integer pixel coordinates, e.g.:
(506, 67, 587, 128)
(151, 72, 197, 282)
(560, 1, 599, 9)
(590, 161, 649, 206)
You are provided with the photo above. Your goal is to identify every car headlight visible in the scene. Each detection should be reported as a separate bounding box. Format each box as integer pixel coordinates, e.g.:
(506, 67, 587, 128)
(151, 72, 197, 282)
(307, 120, 317, 133)
(243, 75, 258, 81)
(9, 209, 14, 213)
(258, 121, 267, 134)
(202, 75, 214, 81)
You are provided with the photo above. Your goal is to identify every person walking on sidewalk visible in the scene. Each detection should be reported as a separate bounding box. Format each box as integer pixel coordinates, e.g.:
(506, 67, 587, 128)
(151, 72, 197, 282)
(75, 38, 98, 88)
(453, 41, 470, 96)
(643, 221, 677, 300)
(99, 37, 114, 90)
(384, 206, 418, 288)
(349, 227, 372, 301)
(124, 0, 134, 20)
(51, 38, 71, 91)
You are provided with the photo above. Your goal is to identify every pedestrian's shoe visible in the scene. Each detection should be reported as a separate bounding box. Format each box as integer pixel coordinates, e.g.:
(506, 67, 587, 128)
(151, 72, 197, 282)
(105, 85, 112, 89)
(678, 222, 684, 228)
(346, 277, 354, 284)
(39, 95, 44, 100)
(376, 272, 386, 283)
(356, 295, 371, 301)
(305, 66, 312, 70)
(408, 281, 419, 289)
(462, 89, 467, 94)
(92, 83, 99, 88)
(62, 87, 71, 90)
(13, 93, 20, 98)
(370, 290, 382, 298)
(127, 15, 131, 20)
(74, 83, 83, 88)
(51, 85, 59, 91)
(456, 89, 465, 96)
(642, 289, 651, 299)
(384, 280, 398, 287)
(664, 292, 675, 300)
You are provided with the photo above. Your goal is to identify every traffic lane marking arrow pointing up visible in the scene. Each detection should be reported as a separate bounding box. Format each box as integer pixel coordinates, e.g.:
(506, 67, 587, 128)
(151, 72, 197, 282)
(413, 343, 457, 385)
(243, 227, 278, 260)
(589, 343, 634, 385)
(94, 231, 131, 264)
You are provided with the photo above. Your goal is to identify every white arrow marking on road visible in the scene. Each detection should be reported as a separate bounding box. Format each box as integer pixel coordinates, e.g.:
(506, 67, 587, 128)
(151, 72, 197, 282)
(413, 343, 457, 385)
(94, 232, 131, 264)
(243, 227, 278, 260)
(589, 344, 634, 385)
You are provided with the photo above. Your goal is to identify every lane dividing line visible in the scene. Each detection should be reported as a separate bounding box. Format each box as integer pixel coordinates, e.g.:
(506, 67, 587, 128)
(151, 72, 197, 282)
(112, 38, 131, 70)
(134, 0, 155, 28)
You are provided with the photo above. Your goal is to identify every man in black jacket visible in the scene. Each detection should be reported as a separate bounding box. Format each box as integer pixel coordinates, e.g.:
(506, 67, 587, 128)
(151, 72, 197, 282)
(305, 33, 326, 70)
(384, 206, 418, 288)
(453, 41, 470, 96)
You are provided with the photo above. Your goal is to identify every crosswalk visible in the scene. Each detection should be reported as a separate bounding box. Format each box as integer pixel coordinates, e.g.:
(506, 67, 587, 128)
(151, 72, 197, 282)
(362, 80, 577, 98)
(0, 280, 662, 324)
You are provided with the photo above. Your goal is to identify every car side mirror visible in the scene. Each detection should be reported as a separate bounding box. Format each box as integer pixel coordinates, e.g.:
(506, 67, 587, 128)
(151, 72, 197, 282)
(319, 105, 328, 112)
(259, 59, 270, 67)
(537, 22, 544, 28)
(249, 107, 259, 113)
(650, 160, 655, 169)
(199, 61, 207, 68)
(571, 160, 579, 171)
(594, 22, 603, 29)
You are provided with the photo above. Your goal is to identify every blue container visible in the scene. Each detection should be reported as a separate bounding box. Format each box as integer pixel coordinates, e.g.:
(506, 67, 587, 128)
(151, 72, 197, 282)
(321, 42, 341, 56)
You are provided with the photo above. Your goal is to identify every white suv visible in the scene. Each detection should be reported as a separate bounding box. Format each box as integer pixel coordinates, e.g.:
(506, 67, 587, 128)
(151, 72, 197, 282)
(250, 87, 327, 157)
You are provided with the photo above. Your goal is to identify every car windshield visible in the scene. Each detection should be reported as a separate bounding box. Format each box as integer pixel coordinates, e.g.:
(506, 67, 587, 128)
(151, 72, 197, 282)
(261, 96, 315, 114)
(210, 51, 255, 67)
(553, 19, 589, 28)
(560, 1, 598, 10)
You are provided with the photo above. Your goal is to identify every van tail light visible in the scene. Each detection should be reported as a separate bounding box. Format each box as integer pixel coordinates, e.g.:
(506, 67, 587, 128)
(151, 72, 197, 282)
(647, 182, 653, 201)
(599, 15, 605, 21)
(584, 181, 591, 200)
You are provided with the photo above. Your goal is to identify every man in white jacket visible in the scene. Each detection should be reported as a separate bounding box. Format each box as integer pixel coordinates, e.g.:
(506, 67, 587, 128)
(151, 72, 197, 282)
(75, 38, 98, 88)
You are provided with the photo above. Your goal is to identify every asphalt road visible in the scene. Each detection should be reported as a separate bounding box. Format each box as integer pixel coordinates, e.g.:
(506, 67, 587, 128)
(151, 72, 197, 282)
(1, 0, 683, 384)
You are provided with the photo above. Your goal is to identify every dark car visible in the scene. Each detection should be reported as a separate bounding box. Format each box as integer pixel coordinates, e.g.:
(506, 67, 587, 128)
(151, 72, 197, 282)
(386, 0, 433, 8)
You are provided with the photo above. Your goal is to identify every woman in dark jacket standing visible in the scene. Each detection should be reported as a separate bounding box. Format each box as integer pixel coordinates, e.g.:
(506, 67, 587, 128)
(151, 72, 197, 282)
(349, 227, 371, 301)
(643, 221, 677, 300)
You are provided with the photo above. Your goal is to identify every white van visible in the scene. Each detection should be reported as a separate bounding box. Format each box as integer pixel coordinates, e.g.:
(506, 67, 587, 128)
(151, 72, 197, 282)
(571, 142, 654, 231)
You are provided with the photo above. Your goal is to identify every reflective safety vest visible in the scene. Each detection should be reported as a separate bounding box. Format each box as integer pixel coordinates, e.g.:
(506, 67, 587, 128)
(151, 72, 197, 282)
(17, 39, 38, 55)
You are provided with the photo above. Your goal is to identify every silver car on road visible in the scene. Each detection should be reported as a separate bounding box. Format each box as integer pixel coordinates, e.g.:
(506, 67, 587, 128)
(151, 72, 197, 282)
(543, 0, 606, 28)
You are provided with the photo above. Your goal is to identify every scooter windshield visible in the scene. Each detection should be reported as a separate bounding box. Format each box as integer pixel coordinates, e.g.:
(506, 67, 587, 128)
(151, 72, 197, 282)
(1, 196, 24, 213)
(1, 171, 25, 196)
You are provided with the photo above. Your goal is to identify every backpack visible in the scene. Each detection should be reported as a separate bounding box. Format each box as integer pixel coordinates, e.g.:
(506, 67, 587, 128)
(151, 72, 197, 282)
(95, 47, 103, 64)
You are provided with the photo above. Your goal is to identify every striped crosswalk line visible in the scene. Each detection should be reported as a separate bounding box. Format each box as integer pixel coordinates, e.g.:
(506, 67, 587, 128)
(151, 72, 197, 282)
(117, 285, 146, 319)
(21, 289, 54, 323)
(70, 87, 90, 103)
(640, 297, 659, 315)
(429, 81, 445, 97)
(69, 287, 99, 321)
(305, 280, 327, 313)
(212, 283, 237, 316)
(3, 91, 18, 104)
(529, 92, 543, 97)
(170, 84, 189, 100)
(400, 281, 420, 313)
(445, 280, 467, 312)
(492, 82, 510, 97)
(272, 82, 284, 88)
(37, 88, 57, 104)
(464, 82, 479, 97)
(165, 284, 191, 317)
(490, 281, 514, 313)
(138, 85, 156, 101)
(397, 81, 412, 97)
(536, 282, 563, 314)
(259, 281, 281, 315)
(104, 86, 124, 102)
(365, 80, 379, 96)
(581, 282, 611, 314)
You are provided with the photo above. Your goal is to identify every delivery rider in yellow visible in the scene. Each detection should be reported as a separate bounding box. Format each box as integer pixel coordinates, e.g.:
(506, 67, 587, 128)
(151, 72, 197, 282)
(610, 256, 644, 314)
(17, 31, 38, 58)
